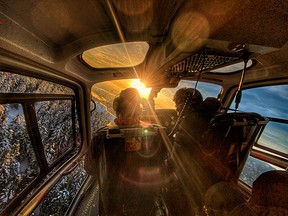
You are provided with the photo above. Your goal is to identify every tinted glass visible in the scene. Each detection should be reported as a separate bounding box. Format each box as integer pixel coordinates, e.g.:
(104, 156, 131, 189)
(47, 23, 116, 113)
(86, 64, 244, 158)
(82, 42, 149, 68)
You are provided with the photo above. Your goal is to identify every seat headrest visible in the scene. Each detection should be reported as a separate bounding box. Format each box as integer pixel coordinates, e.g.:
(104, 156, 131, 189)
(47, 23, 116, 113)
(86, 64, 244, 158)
(201, 97, 222, 113)
(210, 112, 268, 126)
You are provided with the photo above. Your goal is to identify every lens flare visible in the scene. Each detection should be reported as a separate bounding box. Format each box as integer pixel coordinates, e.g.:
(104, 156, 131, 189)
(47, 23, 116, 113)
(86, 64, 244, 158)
(172, 12, 210, 52)
(131, 79, 151, 98)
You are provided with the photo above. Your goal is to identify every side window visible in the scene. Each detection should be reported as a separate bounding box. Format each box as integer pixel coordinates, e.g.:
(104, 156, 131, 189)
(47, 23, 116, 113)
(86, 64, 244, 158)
(35, 100, 75, 164)
(230, 84, 288, 186)
(0, 71, 82, 215)
(240, 156, 282, 186)
(32, 162, 87, 215)
(0, 104, 39, 211)
(90, 101, 113, 138)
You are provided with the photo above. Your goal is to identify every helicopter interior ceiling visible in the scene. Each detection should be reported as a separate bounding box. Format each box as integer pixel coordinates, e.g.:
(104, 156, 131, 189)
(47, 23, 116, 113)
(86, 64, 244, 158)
(0, 0, 288, 88)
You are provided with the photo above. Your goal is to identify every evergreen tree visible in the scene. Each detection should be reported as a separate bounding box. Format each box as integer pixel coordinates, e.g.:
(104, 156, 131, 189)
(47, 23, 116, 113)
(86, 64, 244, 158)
(38, 164, 87, 215)
(1, 71, 82, 213)
(0, 105, 10, 211)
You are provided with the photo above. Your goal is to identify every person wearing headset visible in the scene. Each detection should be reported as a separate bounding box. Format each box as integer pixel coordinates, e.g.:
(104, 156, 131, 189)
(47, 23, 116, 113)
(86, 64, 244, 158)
(84, 87, 145, 175)
(84, 88, 159, 215)
(171, 87, 221, 216)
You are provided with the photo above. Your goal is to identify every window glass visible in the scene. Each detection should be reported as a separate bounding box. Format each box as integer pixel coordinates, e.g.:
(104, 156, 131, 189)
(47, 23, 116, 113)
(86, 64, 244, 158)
(0, 71, 74, 94)
(91, 78, 154, 136)
(258, 121, 288, 154)
(82, 42, 149, 68)
(91, 79, 221, 136)
(231, 85, 288, 119)
(210, 60, 253, 73)
(0, 71, 81, 214)
(239, 156, 283, 187)
(92, 79, 132, 115)
(32, 162, 87, 215)
(231, 85, 288, 156)
(0, 104, 39, 212)
(91, 104, 113, 138)
(155, 80, 222, 109)
(35, 100, 75, 164)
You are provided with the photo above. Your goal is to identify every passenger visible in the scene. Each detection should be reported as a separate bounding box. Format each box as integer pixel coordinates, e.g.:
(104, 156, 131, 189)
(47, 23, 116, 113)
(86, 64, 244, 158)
(84, 88, 145, 215)
(171, 87, 221, 215)
(84, 87, 143, 176)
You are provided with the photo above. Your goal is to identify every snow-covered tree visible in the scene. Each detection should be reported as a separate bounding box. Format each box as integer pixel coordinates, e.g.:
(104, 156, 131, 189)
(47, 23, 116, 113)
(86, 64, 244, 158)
(0, 110, 38, 211)
(36, 163, 87, 215)
(1, 71, 80, 212)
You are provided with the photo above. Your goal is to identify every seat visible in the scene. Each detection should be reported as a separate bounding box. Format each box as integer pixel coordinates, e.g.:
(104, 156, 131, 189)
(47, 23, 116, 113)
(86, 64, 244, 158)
(249, 170, 288, 215)
(103, 124, 168, 186)
(201, 97, 222, 115)
(201, 112, 269, 182)
(98, 124, 169, 215)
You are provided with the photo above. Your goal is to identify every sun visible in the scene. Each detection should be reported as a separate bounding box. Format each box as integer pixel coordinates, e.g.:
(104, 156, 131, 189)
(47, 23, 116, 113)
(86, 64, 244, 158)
(131, 79, 151, 98)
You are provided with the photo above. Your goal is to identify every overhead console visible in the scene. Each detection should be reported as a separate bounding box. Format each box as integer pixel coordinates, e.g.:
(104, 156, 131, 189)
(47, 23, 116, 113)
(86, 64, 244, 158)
(166, 47, 249, 79)
(144, 46, 253, 94)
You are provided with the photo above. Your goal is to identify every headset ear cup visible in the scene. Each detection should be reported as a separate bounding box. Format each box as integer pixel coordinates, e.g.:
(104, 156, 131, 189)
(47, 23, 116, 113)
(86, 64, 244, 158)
(113, 96, 120, 113)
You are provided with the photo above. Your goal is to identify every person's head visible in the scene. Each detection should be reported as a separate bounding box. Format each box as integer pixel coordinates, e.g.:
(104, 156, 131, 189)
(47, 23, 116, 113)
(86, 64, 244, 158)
(173, 87, 203, 114)
(113, 88, 142, 119)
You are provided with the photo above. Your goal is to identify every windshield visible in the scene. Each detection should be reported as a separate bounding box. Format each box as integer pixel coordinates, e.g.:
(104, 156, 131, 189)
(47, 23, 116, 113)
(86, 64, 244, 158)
(154, 80, 222, 109)
(92, 79, 222, 113)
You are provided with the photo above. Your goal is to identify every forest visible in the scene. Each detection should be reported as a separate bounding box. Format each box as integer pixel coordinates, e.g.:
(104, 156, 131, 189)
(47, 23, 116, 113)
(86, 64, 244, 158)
(0, 71, 111, 214)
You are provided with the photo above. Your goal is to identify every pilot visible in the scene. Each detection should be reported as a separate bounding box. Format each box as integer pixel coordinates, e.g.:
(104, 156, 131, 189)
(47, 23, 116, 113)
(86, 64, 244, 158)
(173, 87, 206, 146)
(171, 87, 221, 215)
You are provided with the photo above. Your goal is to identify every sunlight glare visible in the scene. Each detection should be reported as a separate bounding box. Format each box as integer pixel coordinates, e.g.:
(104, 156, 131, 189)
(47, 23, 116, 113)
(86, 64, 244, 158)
(131, 79, 151, 98)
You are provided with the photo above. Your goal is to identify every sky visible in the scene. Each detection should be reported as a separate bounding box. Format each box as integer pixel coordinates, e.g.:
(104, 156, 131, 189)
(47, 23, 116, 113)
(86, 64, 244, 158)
(236, 85, 288, 154)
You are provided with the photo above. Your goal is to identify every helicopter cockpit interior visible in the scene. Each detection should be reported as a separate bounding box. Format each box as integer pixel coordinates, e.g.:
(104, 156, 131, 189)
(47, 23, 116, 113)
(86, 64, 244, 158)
(0, 0, 288, 215)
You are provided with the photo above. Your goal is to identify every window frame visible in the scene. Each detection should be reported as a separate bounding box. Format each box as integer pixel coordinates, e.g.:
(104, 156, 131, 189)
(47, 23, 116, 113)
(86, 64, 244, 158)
(0, 93, 78, 215)
(254, 117, 288, 158)
(228, 84, 288, 159)
(227, 83, 288, 189)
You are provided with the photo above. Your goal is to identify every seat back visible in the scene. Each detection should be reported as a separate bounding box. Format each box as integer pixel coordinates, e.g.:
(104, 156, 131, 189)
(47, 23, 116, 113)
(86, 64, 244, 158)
(201, 97, 222, 115)
(102, 124, 168, 185)
(99, 125, 169, 214)
(202, 112, 268, 181)
(105, 124, 166, 158)
(249, 170, 288, 215)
